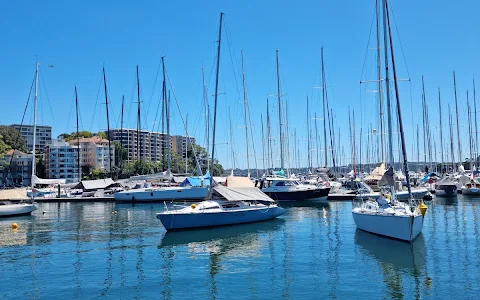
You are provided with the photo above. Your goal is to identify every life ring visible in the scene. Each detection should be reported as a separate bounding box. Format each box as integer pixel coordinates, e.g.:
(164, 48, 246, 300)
(325, 181, 331, 187)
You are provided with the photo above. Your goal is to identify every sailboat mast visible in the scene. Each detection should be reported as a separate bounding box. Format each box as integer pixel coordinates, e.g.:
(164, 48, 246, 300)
(211, 12, 224, 176)
(261, 113, 266, 173)
(267, 99, 273, 170)
(103, 68, 113, 178)
(241, 51, 250, 177)
(453, 71, 462, 164)
(136, 65, 141, 162)
(167, 90, 171, 173)
(449, 104, 455, 170)
(120, 95, 124, 158)
(202, 65, 210, 173)
(438, 88, 444, 167)
(276, 50, 284, 170)
(348, 107, 353, 172)
(384, 0, 412, 199)
(185, 115, 188, 173)
(31, 62, 39, 188)
(376, 0, 385, 163)
(161, 58, 166, 170)
(321, 47, 328, 167)
(306, 96, 311, 171)
(314, 112, 320, 168)
(75, 86, 81, 181)
(382, 1, 394, 168)
(416, 124, 420, 165)
(468, 91, 473, 170)
(474, 78, 478, 168)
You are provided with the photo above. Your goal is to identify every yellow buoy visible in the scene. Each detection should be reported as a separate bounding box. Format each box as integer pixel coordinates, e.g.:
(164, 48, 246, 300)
(386, 194, 391, 200)
(418, 201, 428, 217)
(191, 204, 197, 209)
(114, 211, 118, 215)
(11, 223, 18, 230)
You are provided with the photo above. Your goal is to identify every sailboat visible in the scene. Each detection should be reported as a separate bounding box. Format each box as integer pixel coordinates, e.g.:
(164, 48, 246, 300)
(156, 13, 285, 230)
(1, 63, 39, 217)
(114, 61, 209, 203)
(352, 0, 427, 243)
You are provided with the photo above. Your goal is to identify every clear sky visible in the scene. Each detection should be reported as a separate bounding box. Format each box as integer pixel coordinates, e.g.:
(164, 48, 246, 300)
(1, 0, 479, 170)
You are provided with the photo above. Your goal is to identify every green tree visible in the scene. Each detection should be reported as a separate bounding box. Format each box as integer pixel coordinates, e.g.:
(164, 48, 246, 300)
(96, 131, 107, 139)
(35, 156, 46, 178)
(58, 131, 93, 141)
(114, 141, 128, 167)
(0, 126, 27, 153)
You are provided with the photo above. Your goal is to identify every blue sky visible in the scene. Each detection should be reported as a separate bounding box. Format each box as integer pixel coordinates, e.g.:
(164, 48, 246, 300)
(1, 0, 479, 170)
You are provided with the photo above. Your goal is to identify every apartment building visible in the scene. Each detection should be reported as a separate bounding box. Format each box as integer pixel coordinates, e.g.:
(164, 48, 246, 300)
(69, 137, 115, 172)
(0, 149, 33, 186)
(10, 124, 52, 153)
(171, 135, 195, 159)
(44, 139, 80, 183)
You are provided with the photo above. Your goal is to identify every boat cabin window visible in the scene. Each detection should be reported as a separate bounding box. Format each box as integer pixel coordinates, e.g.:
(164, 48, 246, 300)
(275, 181, 286, 187)
(222, 203, 241, 209)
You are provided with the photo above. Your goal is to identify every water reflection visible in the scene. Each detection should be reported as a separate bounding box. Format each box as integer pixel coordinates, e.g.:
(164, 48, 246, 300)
(354, 230, 426, 299)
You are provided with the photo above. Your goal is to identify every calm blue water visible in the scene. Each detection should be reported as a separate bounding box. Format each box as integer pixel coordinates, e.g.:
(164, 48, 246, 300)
(1, 197, 479, 299)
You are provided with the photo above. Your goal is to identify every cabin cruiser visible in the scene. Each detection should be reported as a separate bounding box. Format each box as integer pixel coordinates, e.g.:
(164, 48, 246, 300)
(364, 162, 386, 192)
(259, 177, 330, 201)
(156, 185, 285, 231)
(435, 177, 458, 196)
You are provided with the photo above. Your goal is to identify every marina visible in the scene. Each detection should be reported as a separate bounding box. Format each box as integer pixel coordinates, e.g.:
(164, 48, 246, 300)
(1, 196, 479, 299)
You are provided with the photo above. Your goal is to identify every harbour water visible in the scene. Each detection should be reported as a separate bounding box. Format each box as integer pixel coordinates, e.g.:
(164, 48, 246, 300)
(1, 197, 479, 299)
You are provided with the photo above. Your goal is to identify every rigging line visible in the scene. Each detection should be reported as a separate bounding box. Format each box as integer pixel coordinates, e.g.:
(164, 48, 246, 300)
(360, 3, 378, 81)
(146, 57, 163, 122)
(89, 70, 104, 132)
(165, 68, 203, 175)
(39, 69, 57, 129)
(8, 73, 35, 166)
(387, 0, 411, 79)
(223, 21, 242, 104)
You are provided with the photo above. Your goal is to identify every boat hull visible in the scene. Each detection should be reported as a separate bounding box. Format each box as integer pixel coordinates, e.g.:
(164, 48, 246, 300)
(264, 187, 330, 201)
(0, 203, 37, 217)
(114, 187, 208, 202)
(352, 211, 423, 243)
(461, 187, 480, 195)
(157, 206, 285, 231)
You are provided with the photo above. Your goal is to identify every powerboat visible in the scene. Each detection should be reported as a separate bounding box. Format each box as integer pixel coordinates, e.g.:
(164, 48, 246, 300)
(0, 201, 37, 217)
(435, 177, 458, 196)
(156, 185, 285, 231)
(259, 177, 330, 201)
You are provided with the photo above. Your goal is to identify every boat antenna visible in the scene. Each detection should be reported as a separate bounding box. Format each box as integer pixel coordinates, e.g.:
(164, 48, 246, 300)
(211, 12, 224, 177)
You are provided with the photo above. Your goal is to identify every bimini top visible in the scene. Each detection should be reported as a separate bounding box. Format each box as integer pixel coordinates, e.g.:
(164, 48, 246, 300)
(212, 185, 274, 202)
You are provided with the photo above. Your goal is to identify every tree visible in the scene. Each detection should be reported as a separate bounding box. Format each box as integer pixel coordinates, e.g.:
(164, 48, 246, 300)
(58, 131, 93, 141)
(0, 126, 27, 153)
(35, 156, 46, 179)
(113, 141, 128, 167)
(96, 131, 107, 139)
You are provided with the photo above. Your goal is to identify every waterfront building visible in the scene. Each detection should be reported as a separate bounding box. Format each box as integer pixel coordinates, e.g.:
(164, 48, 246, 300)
(44, 139, 80, 183)
(0, 149, 33, 186)
(69, 137, 115, 173)
(10, 124, 52, 153)
(107, 128, 195, 162)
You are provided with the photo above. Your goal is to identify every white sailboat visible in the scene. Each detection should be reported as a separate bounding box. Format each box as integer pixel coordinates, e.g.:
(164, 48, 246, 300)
(352, 0, 427, 243)
(1, 63, 40, 217)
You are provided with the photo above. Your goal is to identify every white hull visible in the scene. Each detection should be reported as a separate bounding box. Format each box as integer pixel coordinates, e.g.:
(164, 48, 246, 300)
(114, 186, 208, 202)
(0, 203, 37, 217)
(461, 186, 480, 195)
(352, 210, 423, 242)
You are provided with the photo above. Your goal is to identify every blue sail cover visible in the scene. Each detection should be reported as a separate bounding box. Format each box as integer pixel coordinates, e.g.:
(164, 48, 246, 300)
(179, 171, 211, 187)
(273, 168, 285, 177)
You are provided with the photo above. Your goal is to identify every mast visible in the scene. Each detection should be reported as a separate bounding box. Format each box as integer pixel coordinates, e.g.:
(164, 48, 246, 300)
(267, 99, 273, 170)
(321, 47, 328, 167)
(261, 113, 266, 173)
(136, 65, 141, 163)
(241, 50, 250, 177)
(382, 1, 394, 168)
(348, 107, 353, 172)
(228, 107, 235, 173)
(75, 86, 81, 181)
(185, 115, 188, 173)
(474, 78, 478, 168)
(276, 50, 284, 170)
(202, 65, 210, 173)
(376, 0, 385, 163)
(422, 79, 427, 165)
(438, 88, 444, 168)
(330, 108, 337, 172)
(449, 104, 455, 171)
(353, 110, 357, 176)
(103, 68, 113, 178)
(306, 96, 311, 171)
(314, 112, 320, 168)
(167, 90, 171, 173)
(211, 12, 223, 176)
(416, 124, 420, 165)
(161, 56, 166, 170)
(120, 95, 124, 159)
(468, 91, 473, 170)
(453, 71, 462, 164)
(31, 62, 39, 189)
(384, 0, 412, 199)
